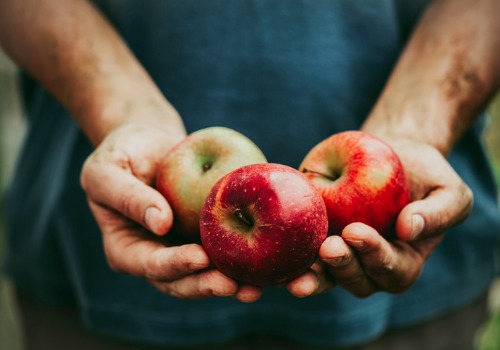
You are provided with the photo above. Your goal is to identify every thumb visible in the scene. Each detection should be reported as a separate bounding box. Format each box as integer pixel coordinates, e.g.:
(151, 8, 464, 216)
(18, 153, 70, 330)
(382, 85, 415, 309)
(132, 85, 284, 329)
(396, 182, 473, 241)
(81, 162, 173, 235)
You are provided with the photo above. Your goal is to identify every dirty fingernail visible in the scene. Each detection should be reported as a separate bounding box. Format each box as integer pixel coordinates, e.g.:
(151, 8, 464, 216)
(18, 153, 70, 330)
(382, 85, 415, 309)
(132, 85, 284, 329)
(324, 256, 347, 267)
(344, 238, 364, 249)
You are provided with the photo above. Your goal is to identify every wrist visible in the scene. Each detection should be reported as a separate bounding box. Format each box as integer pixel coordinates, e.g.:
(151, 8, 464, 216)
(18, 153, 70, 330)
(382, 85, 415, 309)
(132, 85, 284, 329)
(361, 106, 454, 155)
(76, 86, 186, 146)
(361, 0, 500, 155)
(362, 82, 495, 156)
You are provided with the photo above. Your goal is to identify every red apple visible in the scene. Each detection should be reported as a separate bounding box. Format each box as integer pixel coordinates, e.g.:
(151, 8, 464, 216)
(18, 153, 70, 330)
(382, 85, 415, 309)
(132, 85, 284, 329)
(299, 130, 410, 237)
(200, 163, 328, 286)
(156, 127, 267, 241)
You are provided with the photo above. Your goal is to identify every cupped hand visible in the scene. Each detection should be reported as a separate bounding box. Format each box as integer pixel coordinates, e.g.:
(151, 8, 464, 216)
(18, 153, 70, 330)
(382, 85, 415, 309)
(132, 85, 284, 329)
(287, 137, 473, 298)
(80, 122, 262, 302)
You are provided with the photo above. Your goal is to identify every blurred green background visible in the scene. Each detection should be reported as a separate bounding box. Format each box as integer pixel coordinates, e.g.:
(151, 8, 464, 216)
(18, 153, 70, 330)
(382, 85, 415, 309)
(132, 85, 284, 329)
(1, 49, 500, 349)
(485, 97, 500, 186)
(477, 96, 500, 350)
(1, 50, 25, 350)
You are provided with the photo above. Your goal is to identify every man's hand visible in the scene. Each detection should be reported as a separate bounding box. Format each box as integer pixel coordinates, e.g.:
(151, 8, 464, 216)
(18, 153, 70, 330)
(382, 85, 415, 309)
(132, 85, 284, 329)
(0, 0, 262, 302)
(286, 0, 498, 298)
(286, 137, 473, 297)
(80, 122, 262, 302)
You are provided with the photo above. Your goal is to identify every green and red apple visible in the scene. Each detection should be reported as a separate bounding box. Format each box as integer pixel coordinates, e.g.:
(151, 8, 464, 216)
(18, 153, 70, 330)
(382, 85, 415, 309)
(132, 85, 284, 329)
(200, 163, 328, 286)
(156, 126, 267, 241)
(299, 130, 410, 237)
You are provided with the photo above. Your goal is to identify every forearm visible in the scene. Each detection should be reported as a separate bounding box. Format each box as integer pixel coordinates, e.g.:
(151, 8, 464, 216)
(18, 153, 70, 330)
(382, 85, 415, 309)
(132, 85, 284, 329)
(0, 0, 185, 145)
(363, 0, 500, 155)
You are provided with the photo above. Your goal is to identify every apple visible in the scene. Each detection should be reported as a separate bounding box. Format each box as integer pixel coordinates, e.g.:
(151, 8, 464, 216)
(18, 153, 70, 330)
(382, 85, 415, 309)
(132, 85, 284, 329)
(156, 126, 267, 241)
(200, 163, 328, 286)
(299, 130, 410, 237)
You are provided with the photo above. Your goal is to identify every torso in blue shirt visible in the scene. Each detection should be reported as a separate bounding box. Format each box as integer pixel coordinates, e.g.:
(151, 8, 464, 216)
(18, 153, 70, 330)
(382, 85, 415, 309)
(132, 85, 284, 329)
(5, 1, 500, 346)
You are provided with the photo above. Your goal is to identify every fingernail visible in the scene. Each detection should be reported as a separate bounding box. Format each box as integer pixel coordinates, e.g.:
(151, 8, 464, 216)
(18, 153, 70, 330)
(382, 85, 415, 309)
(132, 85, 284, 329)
(325, 256, 347, 267)
(344, 238, 364, 249)
(145, 207, 161, 233)
(410, 214, 425, 239)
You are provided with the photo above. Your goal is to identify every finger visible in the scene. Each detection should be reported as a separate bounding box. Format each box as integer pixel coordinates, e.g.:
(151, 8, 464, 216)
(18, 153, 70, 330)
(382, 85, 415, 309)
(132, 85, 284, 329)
(342, 222, 424, 293)
(151, 269, 239, 299)
(115, 240, 210, 281)
(287, 262, 335, 298)
(320, 235, 377, 297)
(286, 270, 320, 298)
(93, 207, 211, 280)
(92, 202, 243, 301)
(396, 181, 473, 241)
(82, 159, 173, 235)
(235, 285, 263, 303)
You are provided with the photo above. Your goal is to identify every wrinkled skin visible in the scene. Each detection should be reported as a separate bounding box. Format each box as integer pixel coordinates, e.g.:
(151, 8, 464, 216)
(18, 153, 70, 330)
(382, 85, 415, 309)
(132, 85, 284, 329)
(81, 122, 263, 302)
(2, 0, 494, 302)
(287, 137, 473, 298)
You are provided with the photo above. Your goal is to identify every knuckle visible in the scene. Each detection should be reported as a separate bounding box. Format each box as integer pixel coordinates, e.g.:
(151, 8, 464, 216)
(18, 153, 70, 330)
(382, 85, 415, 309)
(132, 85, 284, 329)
(198, 271, 217, 297)
(460, 183, 474, 215)
(174, 244, 192, 263)
(340, 276, 376, 298)
(176, 244, 208, 271)
(166, 286, 186, 299)
(147, 248, 192, 281)
(436, 212, 448, 233)
(462, 182, 473, 201)
(144, 251, 165, 280)
(368, 258, 396, 277)
(115, 180, 141, 219)
(338, 274, 365, 289)
(80, 148, 109, 187)
(103, 246, 125, 274)
(150, 278, 193, 300)
(154, 281, 184, 299)
(118, 193, 135, 219)
(363, 250, 396, 278)
(80, 156, 96, 192)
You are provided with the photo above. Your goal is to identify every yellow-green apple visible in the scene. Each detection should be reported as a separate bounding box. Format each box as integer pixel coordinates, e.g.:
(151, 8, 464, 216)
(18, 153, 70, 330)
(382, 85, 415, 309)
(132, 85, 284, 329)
(299, 130, 410, 237)
(156, 127, 267, 242)
(200, 163, 328, 286)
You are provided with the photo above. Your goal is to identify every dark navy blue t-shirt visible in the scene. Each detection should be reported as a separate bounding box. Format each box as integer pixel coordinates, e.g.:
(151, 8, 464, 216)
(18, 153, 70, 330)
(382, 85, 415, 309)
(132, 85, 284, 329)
(5, 0, 500, 346)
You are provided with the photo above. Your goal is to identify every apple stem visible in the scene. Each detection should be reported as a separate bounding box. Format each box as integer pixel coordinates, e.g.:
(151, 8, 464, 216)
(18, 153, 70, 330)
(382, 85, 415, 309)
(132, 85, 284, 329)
(233, 209, 254, 227)
(301, 167, 341, 181)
